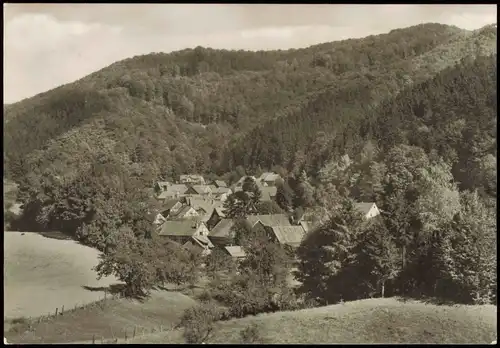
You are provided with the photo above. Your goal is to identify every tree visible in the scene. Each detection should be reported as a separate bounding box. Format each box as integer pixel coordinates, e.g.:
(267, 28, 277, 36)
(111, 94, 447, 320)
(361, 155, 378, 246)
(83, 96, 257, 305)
(439, 191, 496, 304)
(415, 159, 461, 235)
(224, 177, 262, 218)
(180, 302, 223, 343)
(354, 219, 401, 298)
(255, 200, 284, 215)
(295, 198, 364, 304)
(275, 180, 295, 212)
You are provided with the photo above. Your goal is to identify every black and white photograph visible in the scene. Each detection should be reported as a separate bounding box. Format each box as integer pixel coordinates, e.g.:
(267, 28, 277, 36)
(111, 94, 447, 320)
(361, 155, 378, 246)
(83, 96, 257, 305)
(3, 3, 497, 344)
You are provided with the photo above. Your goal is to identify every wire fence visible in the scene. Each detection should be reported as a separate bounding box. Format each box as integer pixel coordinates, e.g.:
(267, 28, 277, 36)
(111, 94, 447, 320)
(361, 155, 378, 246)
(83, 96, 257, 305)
(6, 289, 177, 344)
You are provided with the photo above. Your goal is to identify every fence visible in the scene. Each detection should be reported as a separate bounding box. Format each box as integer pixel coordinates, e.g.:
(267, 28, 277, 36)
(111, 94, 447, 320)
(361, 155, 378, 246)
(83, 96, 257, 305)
(8, 289, 176, 344)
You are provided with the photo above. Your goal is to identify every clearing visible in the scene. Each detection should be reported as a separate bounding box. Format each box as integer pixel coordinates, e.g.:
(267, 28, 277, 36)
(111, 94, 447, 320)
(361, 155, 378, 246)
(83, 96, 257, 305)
(4, 231, 118, 319)
(131, 298, 497, 344)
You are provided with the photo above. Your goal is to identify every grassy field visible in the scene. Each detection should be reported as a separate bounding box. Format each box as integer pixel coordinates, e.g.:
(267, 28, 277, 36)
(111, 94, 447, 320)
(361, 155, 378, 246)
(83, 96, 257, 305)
(4, 290, 198, 344)
(130, 298, 497, 344)
(4, 231, 119, 319)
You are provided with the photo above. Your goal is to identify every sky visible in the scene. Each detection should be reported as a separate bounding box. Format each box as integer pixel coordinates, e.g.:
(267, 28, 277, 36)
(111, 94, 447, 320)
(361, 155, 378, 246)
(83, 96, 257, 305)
(3, 4, 497, 104)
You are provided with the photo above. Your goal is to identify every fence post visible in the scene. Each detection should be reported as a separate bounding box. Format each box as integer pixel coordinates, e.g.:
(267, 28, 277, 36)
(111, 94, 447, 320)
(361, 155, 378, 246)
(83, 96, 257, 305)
(125, 330, 128, 341)
(55, 308, 58, 317)
(101, 336, 103, 344)
(104, 289, 107, 301)
(61, 305, 64, 315)
(133, 326, 136, 338)
(92, 334, 95, 344)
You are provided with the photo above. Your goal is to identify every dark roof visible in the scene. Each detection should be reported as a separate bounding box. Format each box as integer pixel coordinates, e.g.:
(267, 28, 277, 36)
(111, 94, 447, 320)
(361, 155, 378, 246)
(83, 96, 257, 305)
(267, 226, 306, 245)
(247, 214, 291, 228)
(355, 202, 376, 215)
(159, 220, 198, 237)
(209, 219, 235, 238)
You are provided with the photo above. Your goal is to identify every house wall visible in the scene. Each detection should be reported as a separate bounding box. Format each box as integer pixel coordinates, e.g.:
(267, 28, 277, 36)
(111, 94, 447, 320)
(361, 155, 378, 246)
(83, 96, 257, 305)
(366, 205, 381, 219)
(196, 224, 210, 237)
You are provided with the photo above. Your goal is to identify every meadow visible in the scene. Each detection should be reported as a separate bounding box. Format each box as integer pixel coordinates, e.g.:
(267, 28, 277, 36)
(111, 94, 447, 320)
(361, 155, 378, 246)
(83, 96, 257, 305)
(131, 298, 497, 344)
(4, 231, 119, 319)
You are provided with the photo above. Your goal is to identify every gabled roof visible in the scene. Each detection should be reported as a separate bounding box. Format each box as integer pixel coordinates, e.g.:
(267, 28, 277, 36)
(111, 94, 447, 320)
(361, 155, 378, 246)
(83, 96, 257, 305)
(355, 202, 376, 215)
(213, 187, 232, 195)
(159, 220, 199, 237)
(209, 219, 235, 238)
(267, 226, 306, 246)
(259, 172, 281, 182)
(190, 185, 212, 194)
(169, 205, 199, 219)
(224, 246, 246, 258)
(234, 176, 257, 187)
(163, 199, 182, 211)
(156, 181, 170, 188)
(246, 214, 291, 228)
(193, 235, 214, 248)
(260, 186, 277, 201)
(214, 180, 227, 188)
(157, 184, 189, 199)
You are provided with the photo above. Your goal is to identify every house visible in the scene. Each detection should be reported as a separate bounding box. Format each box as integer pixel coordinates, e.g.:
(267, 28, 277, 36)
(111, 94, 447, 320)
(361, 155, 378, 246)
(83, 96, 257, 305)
(168, 205, 199, 220)
(258, 172, 282, 186)
(155, 181, 171, 192)
(264, 225, 307, 249)
(186, 197, 223, 222)
(179, 174, 206, 185)
(185, 185, 213, 196)
(246, 214, 292, 229)
(153, 213, 167, 226)
(355, 202, 381, 219)
(260, 186, 278, 202)
(184, 235, 215, 256)
(206, 207, 227, 230)
(160, 199, 184, 217)
(208, 219, 235, 247)
(223, 246, 246, 260)
(212, 187, 232, 202)
(213, 180, 228, 188)
(233, 176, 258, 190)
(158, 220, 210, 244)
(157, 184, 189, 200)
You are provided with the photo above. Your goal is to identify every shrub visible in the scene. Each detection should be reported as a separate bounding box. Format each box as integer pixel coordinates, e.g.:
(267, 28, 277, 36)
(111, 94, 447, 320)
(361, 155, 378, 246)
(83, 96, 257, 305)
(240, 323, 263, 344)
(180, 302, 222, 344)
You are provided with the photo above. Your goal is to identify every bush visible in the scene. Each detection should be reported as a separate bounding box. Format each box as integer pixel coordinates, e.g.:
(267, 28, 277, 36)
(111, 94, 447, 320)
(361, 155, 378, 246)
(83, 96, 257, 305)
(240, 323, 263, 344)
(180, 302, 223, 344)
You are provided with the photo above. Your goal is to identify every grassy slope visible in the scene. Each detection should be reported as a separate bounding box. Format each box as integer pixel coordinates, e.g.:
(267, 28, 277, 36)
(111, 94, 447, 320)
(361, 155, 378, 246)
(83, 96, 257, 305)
(132, 298, 496, 344)
(4, 232, 119, 319)
(4, 290, 197, 344)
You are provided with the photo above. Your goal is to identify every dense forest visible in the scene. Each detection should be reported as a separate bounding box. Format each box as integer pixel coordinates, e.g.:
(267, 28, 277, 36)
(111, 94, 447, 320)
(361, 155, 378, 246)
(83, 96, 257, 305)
(3, 23, 497, 310)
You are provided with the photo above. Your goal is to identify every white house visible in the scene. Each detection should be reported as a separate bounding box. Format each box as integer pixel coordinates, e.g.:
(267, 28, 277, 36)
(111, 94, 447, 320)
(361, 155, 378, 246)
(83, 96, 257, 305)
(355, 202, 381, 219)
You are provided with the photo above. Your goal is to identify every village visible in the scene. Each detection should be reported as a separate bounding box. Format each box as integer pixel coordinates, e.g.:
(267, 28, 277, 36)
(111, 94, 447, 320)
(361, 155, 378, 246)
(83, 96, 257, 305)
(148, 172, 381, 260)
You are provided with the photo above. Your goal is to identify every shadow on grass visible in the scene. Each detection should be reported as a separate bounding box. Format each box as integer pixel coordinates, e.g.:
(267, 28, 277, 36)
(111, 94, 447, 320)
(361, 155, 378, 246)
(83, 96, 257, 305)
(395, 295, 461, 306)
(82, 283, 150, 302)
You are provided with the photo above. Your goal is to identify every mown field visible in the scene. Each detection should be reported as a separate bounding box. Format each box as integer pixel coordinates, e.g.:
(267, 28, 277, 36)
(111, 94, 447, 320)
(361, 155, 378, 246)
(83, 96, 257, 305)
(131, 298, 497, 344)
(4, 231, 119, 320)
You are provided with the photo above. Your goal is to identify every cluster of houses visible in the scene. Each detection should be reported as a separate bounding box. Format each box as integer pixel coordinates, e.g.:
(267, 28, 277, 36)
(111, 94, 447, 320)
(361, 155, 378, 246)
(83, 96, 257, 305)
(149, 173, 381, 261)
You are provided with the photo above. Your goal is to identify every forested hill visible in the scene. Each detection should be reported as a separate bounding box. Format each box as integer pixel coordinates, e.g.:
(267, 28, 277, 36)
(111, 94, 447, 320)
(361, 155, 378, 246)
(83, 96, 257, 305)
(3, 23, 497, 239)
(5, 23, 488, 180)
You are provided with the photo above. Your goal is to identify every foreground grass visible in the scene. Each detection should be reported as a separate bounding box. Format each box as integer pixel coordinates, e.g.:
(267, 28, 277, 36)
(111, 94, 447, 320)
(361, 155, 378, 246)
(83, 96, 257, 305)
(4, 290, 197, 344)
(131, 298, 497, 344)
